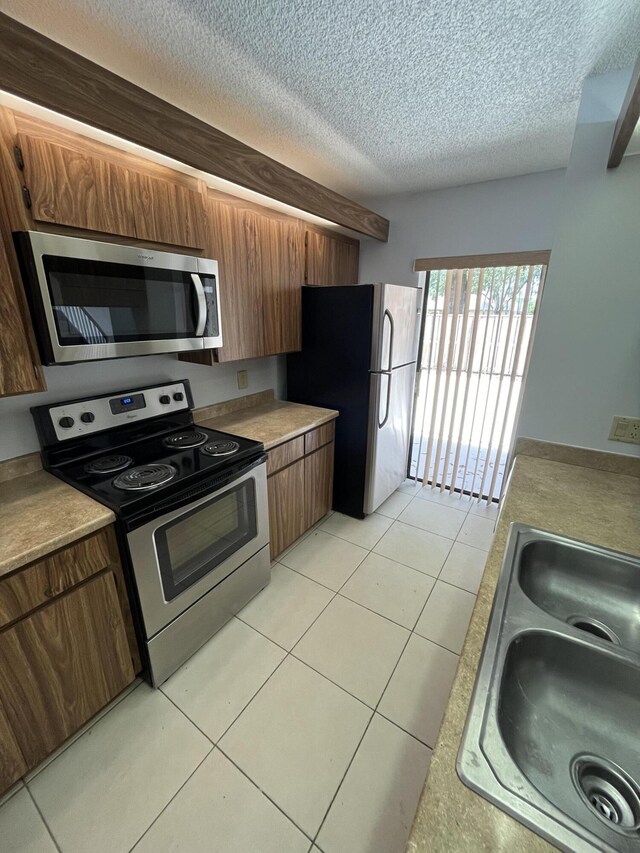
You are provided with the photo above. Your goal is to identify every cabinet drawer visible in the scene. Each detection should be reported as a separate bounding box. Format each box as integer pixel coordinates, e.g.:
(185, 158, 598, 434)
(267, 436, 305, 475)
(304, 421, 335, 455)
(0, 527, 117, 629)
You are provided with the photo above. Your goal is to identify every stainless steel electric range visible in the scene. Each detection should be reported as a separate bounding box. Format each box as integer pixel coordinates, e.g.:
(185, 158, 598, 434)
(31, 379, 270, 686)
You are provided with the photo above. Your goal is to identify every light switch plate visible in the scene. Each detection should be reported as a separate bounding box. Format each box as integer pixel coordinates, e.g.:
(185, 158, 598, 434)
(237, 370, 248, 390)
(608, 416, 640, 445)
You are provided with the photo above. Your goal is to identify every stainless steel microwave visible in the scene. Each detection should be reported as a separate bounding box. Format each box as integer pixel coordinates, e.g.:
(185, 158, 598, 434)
(15, 231, 222, 364)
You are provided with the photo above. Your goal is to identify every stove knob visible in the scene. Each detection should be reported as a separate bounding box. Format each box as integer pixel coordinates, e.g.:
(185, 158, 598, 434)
(159, 394, 171, 404)
(59, 416, 74, 429)
(173, 392, 184, 402)
(80, 412, 95, 423)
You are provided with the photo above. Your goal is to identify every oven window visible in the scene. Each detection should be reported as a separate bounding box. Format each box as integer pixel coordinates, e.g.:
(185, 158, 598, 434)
(42, 255, 200, 345)
(154, 479, 258, 601)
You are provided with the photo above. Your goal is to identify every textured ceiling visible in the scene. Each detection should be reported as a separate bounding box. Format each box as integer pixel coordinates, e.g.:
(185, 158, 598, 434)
(2, 0, 640, 199)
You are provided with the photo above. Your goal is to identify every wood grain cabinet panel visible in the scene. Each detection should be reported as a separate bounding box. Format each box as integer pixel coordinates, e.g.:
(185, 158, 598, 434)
(0, 700, 27, 792)
(266, 436, 304, 476)
(0, 527, 117, 630)
(0, 222, 42, 396)
(305, 442, 335, 529)
(181, 193, 304, 365)
(19, 134, 136, 237)
(304, 421, 335, 455)
(0, 572, 135, 769)
(211, 198, 266, 363)
(261, 216, 304, 355)
(305, 229, 359, 286)
(130, 171, 205, 249)
(267, 458, 305, 560)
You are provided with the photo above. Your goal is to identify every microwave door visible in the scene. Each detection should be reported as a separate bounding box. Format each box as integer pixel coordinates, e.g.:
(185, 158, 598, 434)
(196, 258, 223, 349)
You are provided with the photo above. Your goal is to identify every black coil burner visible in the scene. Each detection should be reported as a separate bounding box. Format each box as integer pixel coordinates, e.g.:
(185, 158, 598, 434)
(85, 454, 133, 475)
(201, 440, 240, 457)
(162, 430, 209, 449)
(113, 463, 177, 491)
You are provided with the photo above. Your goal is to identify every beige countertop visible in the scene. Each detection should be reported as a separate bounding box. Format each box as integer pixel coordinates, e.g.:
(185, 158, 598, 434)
(0, 469, 115, 578)
(408, 453, 640, 852)
(196, 399, 339, 450)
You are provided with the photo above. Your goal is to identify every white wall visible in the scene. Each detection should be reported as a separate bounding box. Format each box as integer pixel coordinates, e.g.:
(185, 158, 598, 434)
(358, 168, 566, 286)
(517, 70, 640, 456)
(0, 354, 284, 461)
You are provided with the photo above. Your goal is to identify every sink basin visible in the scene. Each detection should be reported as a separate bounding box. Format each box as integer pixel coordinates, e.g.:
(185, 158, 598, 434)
(458, 524, 640, 852)
(519, 538, 640, 653)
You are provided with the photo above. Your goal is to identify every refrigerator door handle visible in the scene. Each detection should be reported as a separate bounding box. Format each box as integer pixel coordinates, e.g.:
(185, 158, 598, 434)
(383, 309, 394, 371)
(378, 369, 392, 428)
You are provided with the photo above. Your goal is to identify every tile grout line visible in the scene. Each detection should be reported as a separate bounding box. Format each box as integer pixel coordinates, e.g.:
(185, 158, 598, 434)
(310, 708, 376, 848)
(24, 783, 63, 853)
(127, 746, 215, 852)
(215, 744, 316, 844)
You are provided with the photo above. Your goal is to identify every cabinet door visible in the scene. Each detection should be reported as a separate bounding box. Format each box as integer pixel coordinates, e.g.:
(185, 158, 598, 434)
(305, 442, 335, 529)
(131, 172, 205, 249)
(0, 224, 42, 396)
(0, 572, 135, 768)
(261, 216, 304, 354)
(267, 459, 305, 560)
(19, 134, 136, 237)
(211, 198, 266, 362)
(0, 701, 26, 792)
(305, 229, 359, 286)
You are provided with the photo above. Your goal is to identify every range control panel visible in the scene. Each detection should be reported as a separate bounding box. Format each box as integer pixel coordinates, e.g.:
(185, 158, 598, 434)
(41, 381, 192, 443)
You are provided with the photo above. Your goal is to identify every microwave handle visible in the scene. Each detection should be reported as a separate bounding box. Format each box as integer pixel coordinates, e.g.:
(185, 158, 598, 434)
(191, 274, 207, 336)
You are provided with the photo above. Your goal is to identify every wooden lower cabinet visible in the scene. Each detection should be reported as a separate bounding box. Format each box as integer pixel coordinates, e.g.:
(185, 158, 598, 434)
(0, 573, 134, 769)
(267, 459, 305, 560)
(267, 425, 336, 559)
(0, 701, 26, 793)
(305, 442, 335, 529)
(0, 526, 139, 793)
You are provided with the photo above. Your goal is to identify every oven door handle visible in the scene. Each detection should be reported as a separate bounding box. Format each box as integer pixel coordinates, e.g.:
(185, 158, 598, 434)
(191, 273, 207, 337)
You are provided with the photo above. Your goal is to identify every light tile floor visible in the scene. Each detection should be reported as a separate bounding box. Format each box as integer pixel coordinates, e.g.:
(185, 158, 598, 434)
(0, 484, 496, 853)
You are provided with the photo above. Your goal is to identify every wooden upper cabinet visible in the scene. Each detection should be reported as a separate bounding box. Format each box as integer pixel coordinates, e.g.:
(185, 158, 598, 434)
(19, 134, 136, 237)
(261, 216, 304, 355)
(211, 197, 266, 363)
(0, 572, 134, 769)
(182, 191, 305, 365)
(0, 224, 42, 396)
(18, 132, 205, 249)
(128, 171, 204, 249)
(305, 228, 359, 286)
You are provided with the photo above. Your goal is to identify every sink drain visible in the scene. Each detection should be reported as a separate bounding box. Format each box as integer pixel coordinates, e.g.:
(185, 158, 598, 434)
(566, 615, 620, 645)
(572, 755, 640, 834)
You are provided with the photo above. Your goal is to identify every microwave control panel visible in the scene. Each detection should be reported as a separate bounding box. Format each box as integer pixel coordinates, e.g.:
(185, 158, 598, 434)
(35, 381, 193, 443)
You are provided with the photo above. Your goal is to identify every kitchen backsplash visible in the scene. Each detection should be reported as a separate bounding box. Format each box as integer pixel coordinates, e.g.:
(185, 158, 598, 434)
(0, 354, 285, 461)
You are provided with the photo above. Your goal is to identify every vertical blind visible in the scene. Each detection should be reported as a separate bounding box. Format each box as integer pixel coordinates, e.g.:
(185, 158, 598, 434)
(411, 261, 546, 504)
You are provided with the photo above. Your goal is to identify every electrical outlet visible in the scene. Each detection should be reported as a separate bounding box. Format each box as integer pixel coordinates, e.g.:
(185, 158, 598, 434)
(608, 416, 640, 445)
(237, 370, 248, 390)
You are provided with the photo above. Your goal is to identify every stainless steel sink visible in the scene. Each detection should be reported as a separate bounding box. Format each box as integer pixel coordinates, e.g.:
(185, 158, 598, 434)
(519, 538, 640, 653)
(458, 524, 640, 852)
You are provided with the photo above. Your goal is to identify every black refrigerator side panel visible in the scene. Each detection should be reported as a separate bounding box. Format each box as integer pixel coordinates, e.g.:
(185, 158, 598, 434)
(287, 286, 374, 518)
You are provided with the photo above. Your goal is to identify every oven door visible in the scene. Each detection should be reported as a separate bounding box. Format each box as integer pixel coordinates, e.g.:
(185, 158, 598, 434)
(126, 460, 269, 639)
(16, 231, 221, 363)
